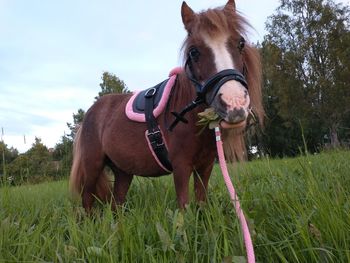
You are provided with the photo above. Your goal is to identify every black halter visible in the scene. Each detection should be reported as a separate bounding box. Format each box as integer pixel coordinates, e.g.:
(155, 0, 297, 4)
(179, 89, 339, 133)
(168, 37, 248, 131)
(186, 66, 248, 105)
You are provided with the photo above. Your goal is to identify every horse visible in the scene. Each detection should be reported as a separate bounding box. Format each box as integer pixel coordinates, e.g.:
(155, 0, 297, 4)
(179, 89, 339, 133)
(70, 0, 264, 213)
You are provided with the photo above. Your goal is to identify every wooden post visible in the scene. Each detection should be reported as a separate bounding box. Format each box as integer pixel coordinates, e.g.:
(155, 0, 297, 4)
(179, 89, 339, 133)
(1, 127, 6, 182)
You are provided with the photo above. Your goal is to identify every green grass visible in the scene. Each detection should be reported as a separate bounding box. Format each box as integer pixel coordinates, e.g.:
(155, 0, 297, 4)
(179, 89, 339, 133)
(1, 150, 349, 262)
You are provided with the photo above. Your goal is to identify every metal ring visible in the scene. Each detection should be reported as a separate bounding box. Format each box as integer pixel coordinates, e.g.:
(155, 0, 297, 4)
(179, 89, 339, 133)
(144, 87, 157, 98)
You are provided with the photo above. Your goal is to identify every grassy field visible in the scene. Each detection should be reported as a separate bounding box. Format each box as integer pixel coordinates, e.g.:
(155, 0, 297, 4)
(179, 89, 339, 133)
(1, 150, 349, 262)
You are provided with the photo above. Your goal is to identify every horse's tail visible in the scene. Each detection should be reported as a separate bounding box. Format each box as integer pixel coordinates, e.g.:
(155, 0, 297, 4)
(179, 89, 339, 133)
(69, 126, 85, 198)
(69, 126, 111, 202)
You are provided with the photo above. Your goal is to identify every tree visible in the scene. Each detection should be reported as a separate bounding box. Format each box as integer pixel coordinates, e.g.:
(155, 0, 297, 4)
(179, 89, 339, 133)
(67, 108, 85, 140)
(95, 71, 130, 100)
(260, 42, 313, 156)
(261, 0, 350, 155)
(53, 134, 73, 176)
(0, 141, 18, 180)
(7, 137, 56, 184)
(50, 108, 86, 179)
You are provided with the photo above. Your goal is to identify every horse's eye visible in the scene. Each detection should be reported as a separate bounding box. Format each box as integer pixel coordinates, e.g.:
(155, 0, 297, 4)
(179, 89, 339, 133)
(188, 47, 200, 62)
(238, 36, 245, 52)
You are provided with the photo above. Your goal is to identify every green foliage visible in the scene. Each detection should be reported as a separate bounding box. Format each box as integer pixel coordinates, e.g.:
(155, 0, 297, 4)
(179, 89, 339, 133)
(0, 141, 18, 179)
(260, 0, 350, 156)
(66, 108, 85, 140)
(53, 135, 73, 176)
(6, 138, 57, 185)
(0, 150, 349, 262)
(95, 71, 130, 100)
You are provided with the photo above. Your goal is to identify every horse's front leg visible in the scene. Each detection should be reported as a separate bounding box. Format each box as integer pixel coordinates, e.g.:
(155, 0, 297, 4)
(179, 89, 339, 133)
(173, 165, 192, 209)
(194, 161, 215, 204)
(107, 163, 134, 210)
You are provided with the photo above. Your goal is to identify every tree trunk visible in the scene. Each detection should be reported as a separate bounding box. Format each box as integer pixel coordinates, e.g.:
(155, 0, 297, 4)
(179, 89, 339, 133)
(330, 124, 340, 148)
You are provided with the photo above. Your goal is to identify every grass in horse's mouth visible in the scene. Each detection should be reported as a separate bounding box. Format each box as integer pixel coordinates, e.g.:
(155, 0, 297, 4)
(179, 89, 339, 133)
(196, 108, 220, 133)
(197, 107, 247, 131)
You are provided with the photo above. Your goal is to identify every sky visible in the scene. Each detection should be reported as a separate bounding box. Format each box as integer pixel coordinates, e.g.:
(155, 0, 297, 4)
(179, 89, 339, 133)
(0, 0, 349, 153)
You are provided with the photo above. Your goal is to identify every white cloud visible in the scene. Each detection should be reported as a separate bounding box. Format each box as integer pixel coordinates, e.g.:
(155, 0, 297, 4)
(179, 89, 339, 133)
(0, 82, 96, 152)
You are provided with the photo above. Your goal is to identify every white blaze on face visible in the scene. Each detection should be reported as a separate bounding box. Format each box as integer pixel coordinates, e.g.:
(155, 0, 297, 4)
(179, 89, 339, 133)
(202, 32, 250, 120)
(202, 34, 235, 71)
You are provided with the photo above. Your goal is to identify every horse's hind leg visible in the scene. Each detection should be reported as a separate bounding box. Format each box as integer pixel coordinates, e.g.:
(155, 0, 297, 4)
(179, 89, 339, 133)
(81, 157, 106, 214)
(107, 161, 133, 210)
(113, 171, 133, 208)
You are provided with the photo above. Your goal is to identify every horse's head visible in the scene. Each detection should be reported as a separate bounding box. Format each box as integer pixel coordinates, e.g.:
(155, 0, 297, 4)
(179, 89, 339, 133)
(181, 0, 263, 130)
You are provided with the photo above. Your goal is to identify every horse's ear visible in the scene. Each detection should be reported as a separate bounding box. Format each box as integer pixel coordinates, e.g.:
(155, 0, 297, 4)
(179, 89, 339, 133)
(224, 0, 236, 11)
(181, 1, 195, 32)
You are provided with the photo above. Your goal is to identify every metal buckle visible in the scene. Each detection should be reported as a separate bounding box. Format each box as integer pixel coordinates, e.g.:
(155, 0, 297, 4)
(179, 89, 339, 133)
(144, 87, 157, 98)
(147, 130, 164, 148)
(147, 130, 160, 136)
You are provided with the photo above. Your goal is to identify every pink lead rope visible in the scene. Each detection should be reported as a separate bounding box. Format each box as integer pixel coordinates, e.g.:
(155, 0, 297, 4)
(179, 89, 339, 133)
(215, 126, 255, 263)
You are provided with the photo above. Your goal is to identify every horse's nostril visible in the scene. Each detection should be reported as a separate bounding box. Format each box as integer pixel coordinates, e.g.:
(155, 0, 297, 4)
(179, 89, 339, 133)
(236, 108, 245, 117)
(227, 108, 246, 123)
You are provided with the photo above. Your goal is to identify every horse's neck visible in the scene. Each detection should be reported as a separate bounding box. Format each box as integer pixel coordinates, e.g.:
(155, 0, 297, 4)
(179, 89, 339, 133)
(168, 72, 216, 149)
(172, 73, 200, 110)
(170, 72, 208, 128)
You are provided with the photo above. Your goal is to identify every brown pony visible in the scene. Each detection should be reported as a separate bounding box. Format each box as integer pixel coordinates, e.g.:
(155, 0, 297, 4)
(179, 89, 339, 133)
(70, 0, 263, 213)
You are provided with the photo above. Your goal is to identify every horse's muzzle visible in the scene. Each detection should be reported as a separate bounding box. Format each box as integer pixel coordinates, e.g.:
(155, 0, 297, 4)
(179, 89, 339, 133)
(226, 107, 246, 123)
(214, 80, 250, 129)
(220, 108, 248, 129)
